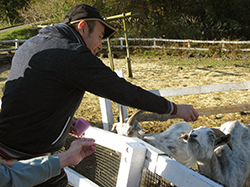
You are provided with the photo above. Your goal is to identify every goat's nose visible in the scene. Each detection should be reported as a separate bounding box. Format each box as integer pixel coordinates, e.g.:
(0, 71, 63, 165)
(190, 134, 197, 138)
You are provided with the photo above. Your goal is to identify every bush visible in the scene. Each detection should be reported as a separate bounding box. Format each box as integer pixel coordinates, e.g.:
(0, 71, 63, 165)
(18, 0, 91, 24)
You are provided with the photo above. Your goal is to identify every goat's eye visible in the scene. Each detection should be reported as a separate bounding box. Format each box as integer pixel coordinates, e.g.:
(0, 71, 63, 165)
(209, 134, 215, 140)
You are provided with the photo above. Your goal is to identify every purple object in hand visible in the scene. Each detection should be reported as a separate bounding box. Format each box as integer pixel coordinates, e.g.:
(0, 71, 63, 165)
(74, 118, 91, 136)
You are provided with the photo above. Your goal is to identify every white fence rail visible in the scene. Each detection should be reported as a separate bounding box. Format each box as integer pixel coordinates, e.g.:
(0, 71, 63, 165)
(1, 38, 250, 53)
(0, 39, 26, 52)
(104, 38, 250, 52)
(100, 70, 250, 130)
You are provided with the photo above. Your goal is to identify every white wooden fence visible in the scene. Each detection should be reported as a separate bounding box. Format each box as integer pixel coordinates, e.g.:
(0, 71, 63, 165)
(1, 38, 250, 53)
(0, 39, 26, 52)
(103, 37, 250, 52)
(66, 126, 223, 187)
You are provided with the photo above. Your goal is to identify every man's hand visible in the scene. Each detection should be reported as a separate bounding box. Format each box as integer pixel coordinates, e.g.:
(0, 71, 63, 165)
(0, 158, 13, 167)
(58, 138, 96, 168)
(175, 104, 199, 122)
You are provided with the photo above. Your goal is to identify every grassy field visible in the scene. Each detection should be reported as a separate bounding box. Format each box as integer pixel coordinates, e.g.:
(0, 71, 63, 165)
(0, 25, 39, 40)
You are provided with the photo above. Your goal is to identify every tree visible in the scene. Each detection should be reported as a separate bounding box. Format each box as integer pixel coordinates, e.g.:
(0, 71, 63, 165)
(15, 0, 250, 39)
(0, 0, 29, 24)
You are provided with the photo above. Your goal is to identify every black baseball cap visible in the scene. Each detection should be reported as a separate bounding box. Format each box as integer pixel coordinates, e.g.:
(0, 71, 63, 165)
(62, 4, 117, 39)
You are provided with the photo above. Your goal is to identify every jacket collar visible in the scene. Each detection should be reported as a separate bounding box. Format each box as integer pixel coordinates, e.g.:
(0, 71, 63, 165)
(40, 23, 87, 47)
(67, 25, 87, 46)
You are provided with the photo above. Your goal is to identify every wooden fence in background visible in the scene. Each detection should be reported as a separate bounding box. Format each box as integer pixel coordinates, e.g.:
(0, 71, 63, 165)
(1, 38, 250, 53)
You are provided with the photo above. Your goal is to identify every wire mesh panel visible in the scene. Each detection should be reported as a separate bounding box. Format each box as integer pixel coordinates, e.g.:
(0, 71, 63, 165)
(69, 144, 121, 187)
(140, 167, 174, 187)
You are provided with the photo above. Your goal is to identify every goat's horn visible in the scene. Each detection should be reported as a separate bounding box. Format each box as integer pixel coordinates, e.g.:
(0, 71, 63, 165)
(119, 105, 124, 123)
(211, 128, 225, 137)
(127, 110, 145, 126)
(178, 134, 188, 140)
(211, 128, 233, 150)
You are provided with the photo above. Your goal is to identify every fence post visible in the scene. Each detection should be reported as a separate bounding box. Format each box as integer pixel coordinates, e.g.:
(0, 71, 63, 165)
(115, 70, 128, 119)
(188, 40, 191, 49)
(99, 97, 114, 131)
(122, 13, 133, 78)
(120, 37, 124, 49)
(222, 40, 225, 51)
(15, 39, 19, 49)
(99, 70, 128, 130)
(107, 37, 114, 71)
(116, 142, 146, 187)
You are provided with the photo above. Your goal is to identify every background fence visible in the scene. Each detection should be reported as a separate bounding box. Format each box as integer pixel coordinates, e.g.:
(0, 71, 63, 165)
(1, 38, 250, 53)
(103, 38, 250, 52)
(0, 39, 26, 52)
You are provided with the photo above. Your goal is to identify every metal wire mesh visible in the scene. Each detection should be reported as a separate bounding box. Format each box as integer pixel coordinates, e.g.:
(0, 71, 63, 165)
(69, 144, 121, 187)
(66, 138, 175, 187)
(139, 167, 175, 187)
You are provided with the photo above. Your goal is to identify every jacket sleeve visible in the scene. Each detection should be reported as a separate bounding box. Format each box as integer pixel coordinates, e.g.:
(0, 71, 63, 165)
(0, 154, 61, 187)
(66, 51, 173, 114)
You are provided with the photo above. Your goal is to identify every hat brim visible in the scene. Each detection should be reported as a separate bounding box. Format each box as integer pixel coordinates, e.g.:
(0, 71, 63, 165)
(70, 18, 118, 39)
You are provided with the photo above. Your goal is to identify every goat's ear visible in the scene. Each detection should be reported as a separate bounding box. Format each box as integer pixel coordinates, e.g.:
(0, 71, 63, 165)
(215, 134, 232, 149)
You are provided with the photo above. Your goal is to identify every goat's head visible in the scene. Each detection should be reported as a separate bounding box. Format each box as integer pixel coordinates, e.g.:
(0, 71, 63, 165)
(179, 126, 233, 162)
(111, 109, 146, 137)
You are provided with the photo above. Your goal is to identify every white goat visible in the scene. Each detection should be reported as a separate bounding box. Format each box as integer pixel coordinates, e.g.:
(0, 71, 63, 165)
(112, 109, 193, 165)
(112, 109, 250, 186)
(181, 120, 250, 187)
(142, 121, 193, 165)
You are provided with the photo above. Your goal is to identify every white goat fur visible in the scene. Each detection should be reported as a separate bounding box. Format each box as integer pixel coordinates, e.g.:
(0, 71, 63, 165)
(142, 122, 194, 165)
(112, 119, 193, 165)
(185, 121, 250, 187)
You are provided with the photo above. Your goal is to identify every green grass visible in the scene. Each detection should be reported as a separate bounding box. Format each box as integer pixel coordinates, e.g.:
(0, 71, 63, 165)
(0, 25, 40, 50)
(0, 25, 39, 40)
(130, 55, 250, 68)
(167, 57, 250, 67)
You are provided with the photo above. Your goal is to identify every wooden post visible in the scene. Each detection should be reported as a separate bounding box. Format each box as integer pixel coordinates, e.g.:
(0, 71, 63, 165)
(115, 70, 128, 119)
(104, 12, 139, 78)
(122, 13, 133, 78)
(107, 37, 114, 71)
